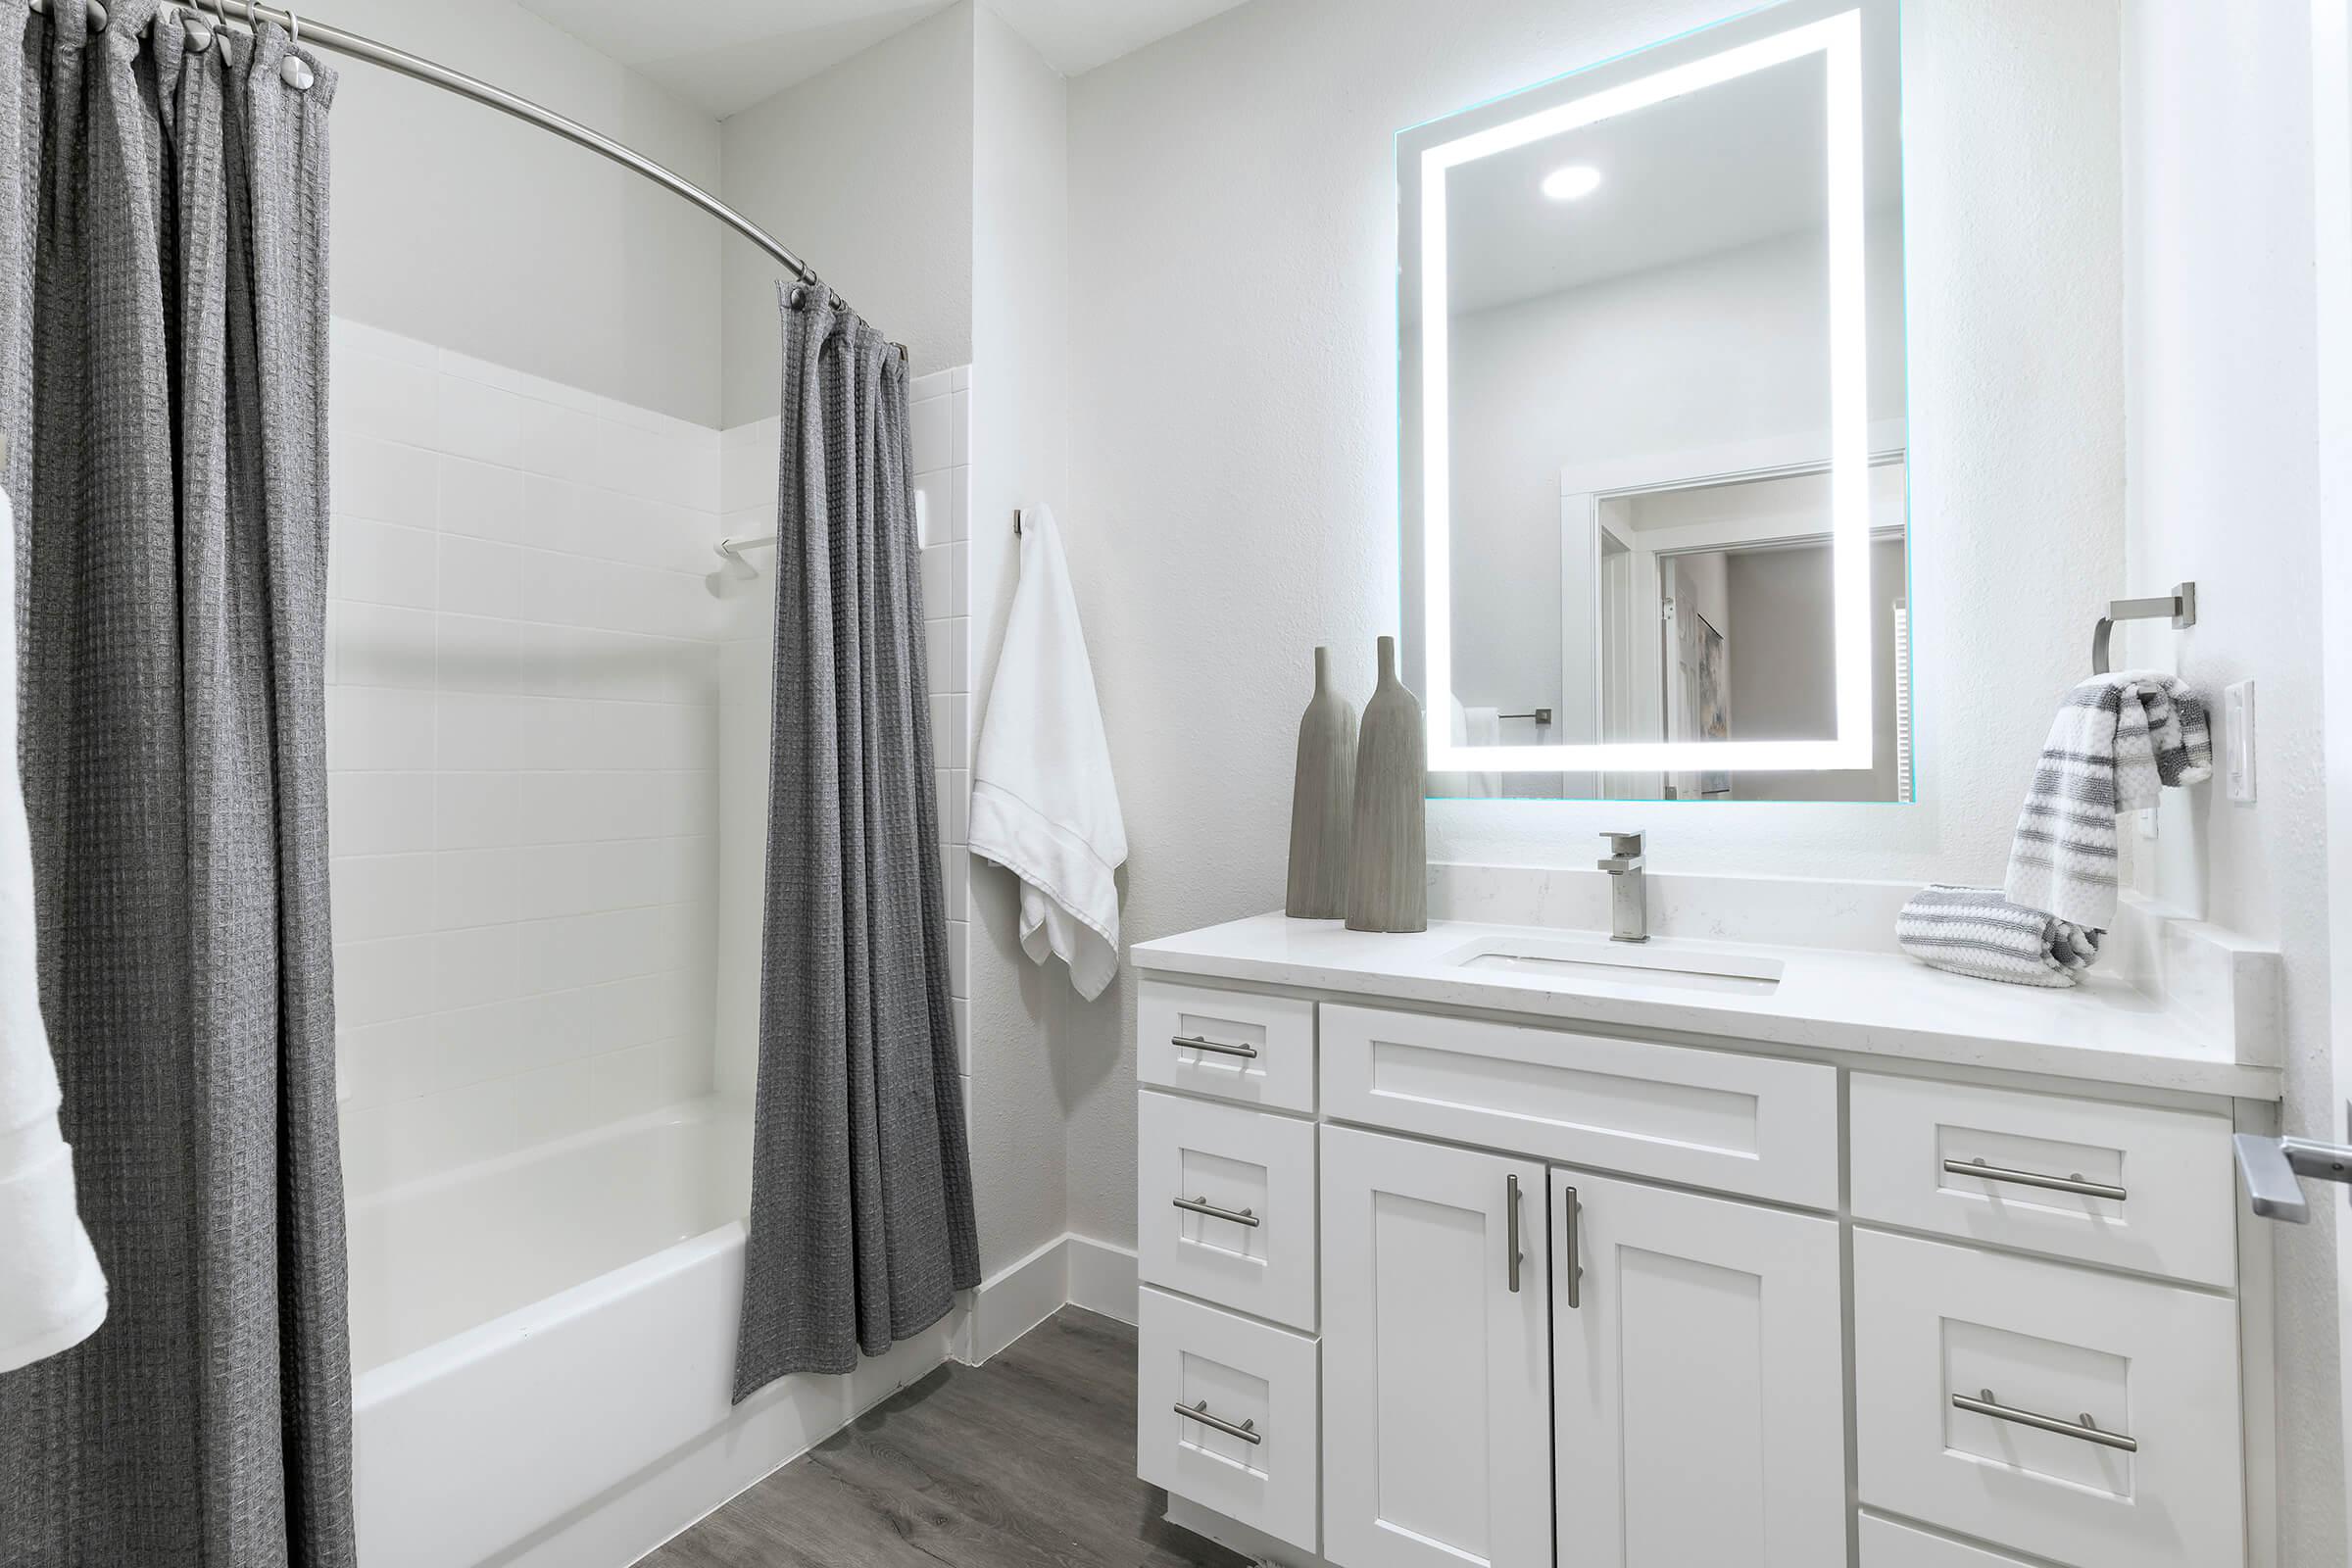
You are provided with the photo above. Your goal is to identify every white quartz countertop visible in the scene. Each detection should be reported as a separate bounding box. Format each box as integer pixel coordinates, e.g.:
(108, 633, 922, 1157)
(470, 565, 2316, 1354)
(1130, 913, 2280, 1101)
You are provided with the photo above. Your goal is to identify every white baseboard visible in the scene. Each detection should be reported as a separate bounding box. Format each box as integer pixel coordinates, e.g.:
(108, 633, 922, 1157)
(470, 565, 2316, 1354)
(964, 1231, 1142, 1364)
(1066, 1234, 1139, 1324)
(967, 1232, 1072, 1364)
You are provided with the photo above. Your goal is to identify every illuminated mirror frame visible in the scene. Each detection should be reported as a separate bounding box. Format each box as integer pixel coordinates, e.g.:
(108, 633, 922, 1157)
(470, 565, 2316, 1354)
(1411, 3, 1878, 776)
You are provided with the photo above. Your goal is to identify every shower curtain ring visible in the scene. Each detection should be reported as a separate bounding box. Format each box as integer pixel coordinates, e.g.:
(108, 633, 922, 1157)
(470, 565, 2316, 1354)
(279, 4, 315, 89)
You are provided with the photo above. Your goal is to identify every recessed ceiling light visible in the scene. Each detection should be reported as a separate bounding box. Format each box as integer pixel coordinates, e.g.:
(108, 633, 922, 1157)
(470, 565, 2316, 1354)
(1541, 164, 1602, 201)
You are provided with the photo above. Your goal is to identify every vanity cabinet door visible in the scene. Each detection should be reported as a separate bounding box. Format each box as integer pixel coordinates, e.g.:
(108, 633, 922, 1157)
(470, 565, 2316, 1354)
(1322, 1126, 1551, 1568)
(1551, 1172, 1846, 1567)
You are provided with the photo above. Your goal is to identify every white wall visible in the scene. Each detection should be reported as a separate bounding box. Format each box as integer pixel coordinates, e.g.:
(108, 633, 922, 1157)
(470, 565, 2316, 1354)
(2121, 3, 2346, 1560)
(325, 318, 725, 1196)
(717, 5, 976, 424)
(325, 0, 722, 426)
(1061, 0, 2123, 1250)
(966, 7, 1079, 1277)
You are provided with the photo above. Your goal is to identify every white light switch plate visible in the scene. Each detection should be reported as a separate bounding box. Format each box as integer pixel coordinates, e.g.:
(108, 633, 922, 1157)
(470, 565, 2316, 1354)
(2225, 680, 2256, 802)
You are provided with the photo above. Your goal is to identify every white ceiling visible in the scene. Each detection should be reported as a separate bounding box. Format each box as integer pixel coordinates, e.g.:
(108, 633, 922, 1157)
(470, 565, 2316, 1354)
(512, 0, 1253, 119)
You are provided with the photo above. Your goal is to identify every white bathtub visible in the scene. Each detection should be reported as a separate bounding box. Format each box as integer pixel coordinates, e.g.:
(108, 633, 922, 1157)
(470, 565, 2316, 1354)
(347, 1097, 966, 1568)
(350, 1100, 755, 1566)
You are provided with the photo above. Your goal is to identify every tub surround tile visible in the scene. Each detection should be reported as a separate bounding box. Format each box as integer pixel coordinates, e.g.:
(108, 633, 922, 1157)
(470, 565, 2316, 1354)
(332, 325, 980, 1200)
(330, 320, 726, 1196)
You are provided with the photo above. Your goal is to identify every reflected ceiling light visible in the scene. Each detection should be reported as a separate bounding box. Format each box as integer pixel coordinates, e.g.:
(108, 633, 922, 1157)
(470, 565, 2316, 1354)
(1541, 164, 1602, 200)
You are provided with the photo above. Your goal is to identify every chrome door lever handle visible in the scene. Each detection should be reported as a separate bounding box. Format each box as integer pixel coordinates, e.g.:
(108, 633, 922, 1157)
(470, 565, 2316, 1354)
(2236, 1133, 2352, 1224)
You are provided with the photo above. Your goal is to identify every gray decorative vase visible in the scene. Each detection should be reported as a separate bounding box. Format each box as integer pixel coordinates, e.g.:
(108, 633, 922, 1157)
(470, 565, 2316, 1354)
(1286, 646, 1357, 919)
(1345, 636, 1428, 933)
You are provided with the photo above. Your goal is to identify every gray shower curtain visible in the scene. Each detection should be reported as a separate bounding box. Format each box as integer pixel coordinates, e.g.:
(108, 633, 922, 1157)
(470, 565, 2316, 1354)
(734, 282, 979, 1400)
(0, 3, 354, 1562)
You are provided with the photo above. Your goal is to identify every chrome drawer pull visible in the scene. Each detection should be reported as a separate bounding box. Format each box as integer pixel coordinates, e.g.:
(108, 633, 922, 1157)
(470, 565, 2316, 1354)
(1176, 1399, 1261, 1446)
(1173, 1033, 1259, 1060)
(1953, 1389, 2138, 1453)
(1944, 1156, 2127, 1202)
(1562, 1185, 1582, 1310)
(1505, 1174, 1523, 1293)
(1173, 1195, 1260, 1228)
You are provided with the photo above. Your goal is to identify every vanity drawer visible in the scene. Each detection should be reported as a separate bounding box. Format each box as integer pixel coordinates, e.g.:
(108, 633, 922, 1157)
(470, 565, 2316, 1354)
(1854, 1229, 2244, 1568)
(1860, 1515, 2038, 1568)
(1851, 1073, 2235, 1287)
(1138, 980, 1316, 1113)
(1136, 1287, 1320, 1555)
(1138, 1092, 1318, 1331)
(1319, 1004, 1838, 1207)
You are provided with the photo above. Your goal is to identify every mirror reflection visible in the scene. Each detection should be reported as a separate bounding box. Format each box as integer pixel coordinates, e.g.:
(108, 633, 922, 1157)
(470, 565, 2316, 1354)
(1401, 0, 1910, 802)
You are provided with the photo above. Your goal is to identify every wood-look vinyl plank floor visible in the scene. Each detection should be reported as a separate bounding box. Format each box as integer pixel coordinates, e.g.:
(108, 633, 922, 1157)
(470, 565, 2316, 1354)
(641, 1309, 1251, 1568)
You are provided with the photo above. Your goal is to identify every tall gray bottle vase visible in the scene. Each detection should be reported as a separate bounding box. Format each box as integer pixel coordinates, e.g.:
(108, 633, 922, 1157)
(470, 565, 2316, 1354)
(1286, 646, 1358, 918)
(1346, 635, 1428, 933)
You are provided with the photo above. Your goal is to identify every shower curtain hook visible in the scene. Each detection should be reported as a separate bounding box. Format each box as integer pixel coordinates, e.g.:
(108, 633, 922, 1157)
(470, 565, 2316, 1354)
(278, 4, 315, 88)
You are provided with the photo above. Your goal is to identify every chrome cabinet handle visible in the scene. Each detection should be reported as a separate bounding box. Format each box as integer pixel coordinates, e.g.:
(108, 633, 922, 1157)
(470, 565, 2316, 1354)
(1506, 1174, 1523, 1293)
(1173, 1195, 1260, 1228)
(1943, 1156, 2126, 1202)
(1175, 1399, 1261, 1446)
(1173, 1033, 1258, 1060)
(1562, 1185, 1582, 1309)
(1953, 1389, 2137, 1452)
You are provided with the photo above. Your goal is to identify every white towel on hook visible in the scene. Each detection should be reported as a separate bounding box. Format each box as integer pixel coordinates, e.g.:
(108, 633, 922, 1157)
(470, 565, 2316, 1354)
(0, 486, 108, 1374)
(969, 506, 1128, 1001)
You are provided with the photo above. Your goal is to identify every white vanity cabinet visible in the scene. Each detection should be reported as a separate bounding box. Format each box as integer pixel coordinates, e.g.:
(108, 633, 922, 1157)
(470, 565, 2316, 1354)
(1132, 925, 2273, 1568)
(1551, 1171, 1847, 1566)
(1319, 1126, 1552, 1568)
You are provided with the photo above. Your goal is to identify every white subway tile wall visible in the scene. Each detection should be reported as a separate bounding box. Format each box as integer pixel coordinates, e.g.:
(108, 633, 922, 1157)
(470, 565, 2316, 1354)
(327, 318, 726, 1196)
(708, 367, 975, 1129)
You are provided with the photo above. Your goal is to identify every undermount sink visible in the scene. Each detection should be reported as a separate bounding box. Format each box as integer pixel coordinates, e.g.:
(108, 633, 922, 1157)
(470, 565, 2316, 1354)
(1443, 936, 1785, 996)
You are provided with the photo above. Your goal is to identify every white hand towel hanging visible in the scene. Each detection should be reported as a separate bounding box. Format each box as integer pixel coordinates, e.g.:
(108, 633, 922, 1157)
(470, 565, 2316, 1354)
(0, 485, 108, 1373)
(969, 507, 1129, 1001)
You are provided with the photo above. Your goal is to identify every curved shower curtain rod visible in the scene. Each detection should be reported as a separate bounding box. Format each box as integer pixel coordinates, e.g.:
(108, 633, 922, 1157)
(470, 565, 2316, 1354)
(27, 0, 905, 355)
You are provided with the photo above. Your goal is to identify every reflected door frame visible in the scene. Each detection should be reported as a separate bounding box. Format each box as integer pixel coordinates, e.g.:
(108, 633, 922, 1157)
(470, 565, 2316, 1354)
(1559, 417, 1907, 803)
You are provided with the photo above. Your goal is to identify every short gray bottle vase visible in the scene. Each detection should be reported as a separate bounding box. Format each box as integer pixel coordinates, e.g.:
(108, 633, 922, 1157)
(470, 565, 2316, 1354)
(1345, 636, 1428, 933)
(1286, 646, 1357, 918)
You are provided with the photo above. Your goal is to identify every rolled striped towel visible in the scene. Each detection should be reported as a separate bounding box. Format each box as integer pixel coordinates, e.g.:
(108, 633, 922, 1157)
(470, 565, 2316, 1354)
(1896, 884, 2102, 988)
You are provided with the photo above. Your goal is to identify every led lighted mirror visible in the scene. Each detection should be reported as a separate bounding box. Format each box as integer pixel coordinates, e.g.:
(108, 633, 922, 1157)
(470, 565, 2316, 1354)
(1398, 0, 1909, 803)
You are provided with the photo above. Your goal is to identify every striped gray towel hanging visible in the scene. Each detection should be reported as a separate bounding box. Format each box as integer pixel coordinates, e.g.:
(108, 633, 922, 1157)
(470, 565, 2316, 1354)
(2001, 672, 2212, 932)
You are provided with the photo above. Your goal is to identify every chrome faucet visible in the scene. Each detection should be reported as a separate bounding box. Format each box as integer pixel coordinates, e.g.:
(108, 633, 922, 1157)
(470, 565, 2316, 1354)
(1597, 831, 1648, 943)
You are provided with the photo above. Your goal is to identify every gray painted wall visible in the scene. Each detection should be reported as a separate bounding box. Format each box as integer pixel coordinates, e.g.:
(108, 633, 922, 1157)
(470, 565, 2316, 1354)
(716, 5, 976, 427)
(1726, 536, 1905, 803)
